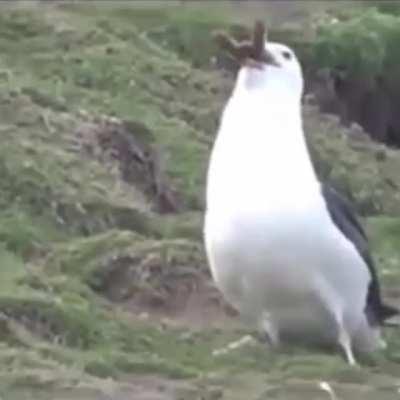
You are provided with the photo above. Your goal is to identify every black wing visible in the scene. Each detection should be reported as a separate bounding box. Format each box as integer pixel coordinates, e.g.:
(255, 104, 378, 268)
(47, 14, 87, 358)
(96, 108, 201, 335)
(321, 184, 398, 326)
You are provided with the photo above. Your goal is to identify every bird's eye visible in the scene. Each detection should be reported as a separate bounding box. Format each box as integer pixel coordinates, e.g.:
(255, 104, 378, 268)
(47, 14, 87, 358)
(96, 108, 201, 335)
(282, 51, 292, 60)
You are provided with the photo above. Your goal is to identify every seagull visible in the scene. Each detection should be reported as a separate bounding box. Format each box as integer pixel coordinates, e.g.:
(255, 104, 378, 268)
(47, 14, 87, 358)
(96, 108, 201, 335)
(204, 21, 398, 365)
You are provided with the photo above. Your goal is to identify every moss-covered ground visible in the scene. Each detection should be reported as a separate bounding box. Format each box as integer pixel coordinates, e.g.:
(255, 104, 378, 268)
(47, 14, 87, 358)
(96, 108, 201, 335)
(1, 1, 400, 399)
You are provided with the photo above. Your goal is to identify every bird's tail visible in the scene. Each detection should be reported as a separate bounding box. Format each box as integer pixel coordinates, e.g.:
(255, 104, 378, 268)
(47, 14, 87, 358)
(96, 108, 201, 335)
(381, 303, 400, 327)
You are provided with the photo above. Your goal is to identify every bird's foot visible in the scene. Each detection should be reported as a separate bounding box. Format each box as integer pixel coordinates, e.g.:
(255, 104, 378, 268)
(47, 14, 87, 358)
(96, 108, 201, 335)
(319, 381, 339, 400)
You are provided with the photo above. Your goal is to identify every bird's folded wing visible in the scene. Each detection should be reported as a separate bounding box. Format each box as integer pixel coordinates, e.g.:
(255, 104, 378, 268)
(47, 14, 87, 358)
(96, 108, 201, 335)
(321, 183, 398, 325)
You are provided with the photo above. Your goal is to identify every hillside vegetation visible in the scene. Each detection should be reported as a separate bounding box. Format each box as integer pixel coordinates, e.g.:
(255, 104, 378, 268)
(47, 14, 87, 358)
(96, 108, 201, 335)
(1, 2, 400, 399)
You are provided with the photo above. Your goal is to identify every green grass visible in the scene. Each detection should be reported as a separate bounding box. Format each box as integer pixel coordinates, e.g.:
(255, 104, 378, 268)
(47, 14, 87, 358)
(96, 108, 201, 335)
(0, 247, 25, 292)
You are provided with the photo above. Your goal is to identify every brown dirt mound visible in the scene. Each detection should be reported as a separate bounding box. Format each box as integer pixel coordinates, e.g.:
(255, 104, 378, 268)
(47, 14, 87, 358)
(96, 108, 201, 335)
(88, 249, 238, 329)
(75, 115, 182, 214)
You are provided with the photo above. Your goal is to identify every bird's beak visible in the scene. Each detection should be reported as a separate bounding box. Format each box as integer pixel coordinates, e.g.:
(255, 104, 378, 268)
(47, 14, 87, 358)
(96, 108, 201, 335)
(241, 58, 264, 70)
(241, 49, 280, 69)
(260, 48, 280, 67)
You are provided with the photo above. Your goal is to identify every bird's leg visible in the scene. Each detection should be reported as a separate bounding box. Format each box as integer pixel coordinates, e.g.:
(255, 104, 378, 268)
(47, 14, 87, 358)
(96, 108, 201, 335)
(259, 312, 280, 348)
(330, 308, 357, 365)
(337, 324, 356, 366)
(329, 304, 357, 365)
(315, 280, 357, 366)
(317, 280, 357, 366)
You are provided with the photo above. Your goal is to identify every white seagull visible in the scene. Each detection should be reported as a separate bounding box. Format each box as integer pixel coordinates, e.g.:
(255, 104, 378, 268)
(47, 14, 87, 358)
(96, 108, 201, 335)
(204, 21, 398, 365)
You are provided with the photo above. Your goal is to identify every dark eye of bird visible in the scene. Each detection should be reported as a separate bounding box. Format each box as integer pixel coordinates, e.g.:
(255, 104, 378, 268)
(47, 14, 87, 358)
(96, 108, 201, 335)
(282, 51, 292, 60)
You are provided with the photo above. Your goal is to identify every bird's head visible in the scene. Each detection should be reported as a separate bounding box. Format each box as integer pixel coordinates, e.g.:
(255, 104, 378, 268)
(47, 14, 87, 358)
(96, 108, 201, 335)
(214, 21, 303, 101)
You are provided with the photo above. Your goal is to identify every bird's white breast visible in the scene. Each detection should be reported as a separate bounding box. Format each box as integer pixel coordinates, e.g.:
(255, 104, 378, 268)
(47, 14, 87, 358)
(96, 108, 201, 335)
(206, 92, 318, 211)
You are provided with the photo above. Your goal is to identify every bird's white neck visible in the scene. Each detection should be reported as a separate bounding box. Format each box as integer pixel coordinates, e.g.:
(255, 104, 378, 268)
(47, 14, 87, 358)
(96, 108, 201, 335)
(235, 66, 303, 103)
(206, 81, 319, 212)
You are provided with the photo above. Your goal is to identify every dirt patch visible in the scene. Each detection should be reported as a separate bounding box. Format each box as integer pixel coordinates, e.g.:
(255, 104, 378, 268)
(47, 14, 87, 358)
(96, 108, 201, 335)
(123, 273, 239, 330)
(75, 115, 182, 214)
(88, 249, 238, 329)
(116, 375, 204, 400)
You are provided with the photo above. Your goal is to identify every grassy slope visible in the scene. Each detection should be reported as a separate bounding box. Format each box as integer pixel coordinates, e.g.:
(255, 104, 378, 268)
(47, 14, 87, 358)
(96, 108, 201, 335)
(1, 2, 400, 399)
